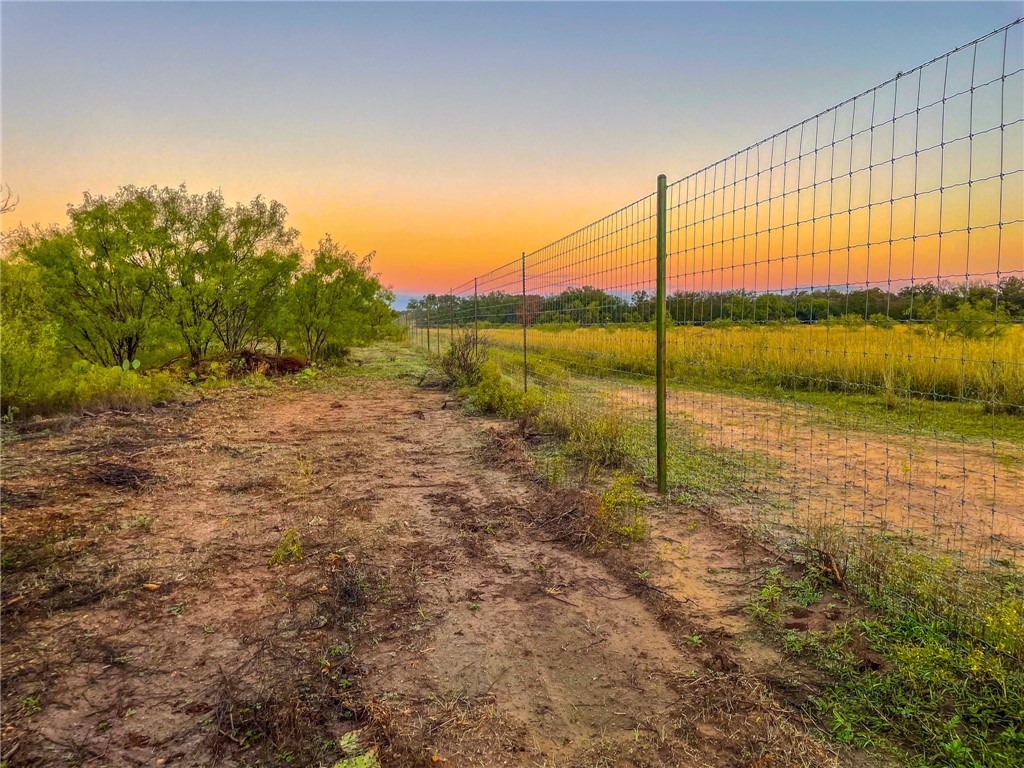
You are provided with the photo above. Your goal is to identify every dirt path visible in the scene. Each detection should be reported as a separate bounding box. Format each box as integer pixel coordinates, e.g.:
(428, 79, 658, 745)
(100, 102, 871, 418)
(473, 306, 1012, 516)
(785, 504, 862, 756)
(668, 388, 1024, 566)
(1, 353, 868, 767)
(603, 385, 1024, 567)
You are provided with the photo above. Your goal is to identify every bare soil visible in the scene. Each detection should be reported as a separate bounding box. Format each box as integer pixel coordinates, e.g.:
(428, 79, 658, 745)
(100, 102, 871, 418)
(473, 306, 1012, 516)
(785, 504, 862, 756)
(611, 386, 1024, 566)
(1, 352, 876, 767)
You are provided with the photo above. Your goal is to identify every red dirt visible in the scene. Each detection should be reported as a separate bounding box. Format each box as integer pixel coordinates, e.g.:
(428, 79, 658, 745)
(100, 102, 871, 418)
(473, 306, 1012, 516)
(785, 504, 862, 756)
(1, 354, 879, 767)
(609, 386, 1024, 567)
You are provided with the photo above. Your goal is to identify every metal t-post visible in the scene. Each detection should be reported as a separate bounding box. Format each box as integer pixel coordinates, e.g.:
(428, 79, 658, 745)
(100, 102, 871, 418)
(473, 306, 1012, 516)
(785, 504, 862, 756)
(521, 252, 528, 393)
(656, 174, 668, 494)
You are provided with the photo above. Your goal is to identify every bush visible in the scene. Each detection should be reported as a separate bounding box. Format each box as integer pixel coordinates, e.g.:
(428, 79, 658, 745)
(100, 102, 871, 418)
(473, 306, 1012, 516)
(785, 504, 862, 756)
(0, 321, 62, 411)
(319, 343, 352, 363)
(437, 331, 485, 388)
(0, 258, 62, 409)
(3, 361, 180, 418)
(471, 360, 541, 418)
(867, 313, 897, 329)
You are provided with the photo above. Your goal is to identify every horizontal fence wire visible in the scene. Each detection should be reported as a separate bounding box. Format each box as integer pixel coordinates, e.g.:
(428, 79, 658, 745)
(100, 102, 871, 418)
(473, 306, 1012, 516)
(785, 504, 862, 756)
(405, 19, 1024, 654)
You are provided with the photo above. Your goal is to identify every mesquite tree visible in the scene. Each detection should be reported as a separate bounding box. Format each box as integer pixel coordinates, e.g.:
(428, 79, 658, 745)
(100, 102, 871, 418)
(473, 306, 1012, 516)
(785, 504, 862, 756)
(289, 236, 392, 363)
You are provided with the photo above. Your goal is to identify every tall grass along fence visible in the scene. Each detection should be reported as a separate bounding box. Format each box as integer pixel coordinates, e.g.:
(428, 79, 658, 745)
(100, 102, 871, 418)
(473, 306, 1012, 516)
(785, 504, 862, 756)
(404, 21, 1024, 659)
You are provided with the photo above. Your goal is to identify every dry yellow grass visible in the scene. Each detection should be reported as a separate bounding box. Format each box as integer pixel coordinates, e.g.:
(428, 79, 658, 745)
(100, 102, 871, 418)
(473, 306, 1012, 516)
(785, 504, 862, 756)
(479, 323, 1024, 410)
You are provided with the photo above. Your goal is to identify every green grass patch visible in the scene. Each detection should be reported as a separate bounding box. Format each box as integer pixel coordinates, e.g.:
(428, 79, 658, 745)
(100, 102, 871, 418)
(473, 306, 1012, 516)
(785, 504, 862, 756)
(750, 553, 1024, 768)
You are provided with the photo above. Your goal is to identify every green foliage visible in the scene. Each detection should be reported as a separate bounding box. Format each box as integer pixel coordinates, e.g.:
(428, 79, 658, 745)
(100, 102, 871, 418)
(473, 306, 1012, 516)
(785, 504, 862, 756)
(749, 556, 1024, 767)
(539, 391, 633, 466)
(436, 331, 485, 388)
(288, 236, 394, 363)
(597, 472, 649, 540)
(153, 187, 301, 363)
(868, 312, 897, 329)
(16, 696, 42, 717)
(818, 617, 1024, 767)
(2, 358, 178, 417)
(19, 192, 167, 366)
(747, 567, 787, 626)
(331, 727, 380, 768)
(544, 454, 567, 487)
(471, 359, 541, 417)
(840, 537, 1024, 661)
(0, 258, 62, 406)
(2, 184, 398, 415)
(269, 528, 303, 565)
(319, 343, 352, 363)
(919, 297, 1011, 340)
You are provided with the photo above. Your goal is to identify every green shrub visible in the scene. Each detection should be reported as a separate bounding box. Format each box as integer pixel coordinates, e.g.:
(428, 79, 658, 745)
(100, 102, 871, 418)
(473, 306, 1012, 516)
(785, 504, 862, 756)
(539, 391, 632, 466)
(597, 472, 649, 541)
(0, 258, 63, 409)
(0, 321, 62, 410)
(437, 331, 485, 388)
(867, 313, 897, 328)
(471, 360, 540, 417)
(2, 360, 179, 417)
(320, 343, 351, 363)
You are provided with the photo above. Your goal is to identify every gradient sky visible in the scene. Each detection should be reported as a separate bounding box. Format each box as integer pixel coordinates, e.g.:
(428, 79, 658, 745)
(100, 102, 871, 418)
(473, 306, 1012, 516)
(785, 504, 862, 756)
(2, 2, 1021, 305)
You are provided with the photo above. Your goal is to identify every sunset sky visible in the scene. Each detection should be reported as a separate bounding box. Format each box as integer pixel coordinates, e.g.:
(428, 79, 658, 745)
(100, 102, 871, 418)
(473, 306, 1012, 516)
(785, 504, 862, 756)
(2, 1, 1021, 306)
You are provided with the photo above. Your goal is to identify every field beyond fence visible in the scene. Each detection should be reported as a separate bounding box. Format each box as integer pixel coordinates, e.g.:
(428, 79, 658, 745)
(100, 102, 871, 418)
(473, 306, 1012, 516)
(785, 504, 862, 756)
(405, 19, 1024, 662)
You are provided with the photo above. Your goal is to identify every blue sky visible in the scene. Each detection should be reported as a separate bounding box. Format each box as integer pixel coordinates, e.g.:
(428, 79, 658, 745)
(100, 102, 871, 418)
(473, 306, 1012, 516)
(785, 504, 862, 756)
(3, 2, 1021, 307)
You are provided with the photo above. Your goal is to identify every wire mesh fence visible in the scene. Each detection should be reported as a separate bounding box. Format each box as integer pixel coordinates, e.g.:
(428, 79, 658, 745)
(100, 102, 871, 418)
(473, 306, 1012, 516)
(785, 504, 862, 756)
(405, 20, 1024, 652)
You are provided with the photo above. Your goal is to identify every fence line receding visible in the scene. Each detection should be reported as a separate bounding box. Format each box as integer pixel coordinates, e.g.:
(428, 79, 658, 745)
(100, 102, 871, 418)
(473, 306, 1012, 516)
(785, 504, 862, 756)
(403, 20, 1024, 653)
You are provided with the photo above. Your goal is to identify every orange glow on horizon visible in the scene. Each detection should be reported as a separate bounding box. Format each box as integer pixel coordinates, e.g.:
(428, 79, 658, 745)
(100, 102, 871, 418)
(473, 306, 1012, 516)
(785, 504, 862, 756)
(4, 172, 1020, 301)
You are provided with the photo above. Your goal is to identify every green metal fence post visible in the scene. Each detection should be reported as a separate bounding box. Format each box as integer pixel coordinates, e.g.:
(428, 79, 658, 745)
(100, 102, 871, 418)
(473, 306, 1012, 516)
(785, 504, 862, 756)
(426, 303, 431, 355)
(450, 289, 454, 347)
(521, 252, 528, 393)
(656, 174, 668, 494)
(474, 278, 479, 352)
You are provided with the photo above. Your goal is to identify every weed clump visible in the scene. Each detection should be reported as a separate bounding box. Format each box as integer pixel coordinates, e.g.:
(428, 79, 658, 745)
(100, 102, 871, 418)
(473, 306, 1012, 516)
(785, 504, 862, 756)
(436, 331, 486, 389)
(748, 557, 1024, 768)
(471, 360, 541, 417)
(269, 528, 303, 565)
(539, 391, 633, 466)
(331, 729, 381, 767)
(596, 472, 649, 542)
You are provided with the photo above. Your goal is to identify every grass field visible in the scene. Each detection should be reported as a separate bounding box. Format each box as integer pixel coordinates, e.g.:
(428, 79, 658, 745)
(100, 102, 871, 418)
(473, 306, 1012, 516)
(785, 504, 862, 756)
(471, 323, 1024, 443)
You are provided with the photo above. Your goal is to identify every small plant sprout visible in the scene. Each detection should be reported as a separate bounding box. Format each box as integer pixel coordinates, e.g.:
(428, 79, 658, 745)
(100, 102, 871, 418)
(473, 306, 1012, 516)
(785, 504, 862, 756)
(269, 528, 303, 565)
(17, 696, 41, 716)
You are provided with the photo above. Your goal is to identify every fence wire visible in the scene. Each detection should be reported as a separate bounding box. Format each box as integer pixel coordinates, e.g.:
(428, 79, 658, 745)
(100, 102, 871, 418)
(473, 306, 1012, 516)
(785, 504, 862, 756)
(405, 20, 1024, 649)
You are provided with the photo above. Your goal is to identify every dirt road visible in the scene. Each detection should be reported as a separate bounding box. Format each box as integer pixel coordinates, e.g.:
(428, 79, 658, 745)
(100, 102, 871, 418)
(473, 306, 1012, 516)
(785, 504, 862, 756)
(1, 349, 866, 767)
